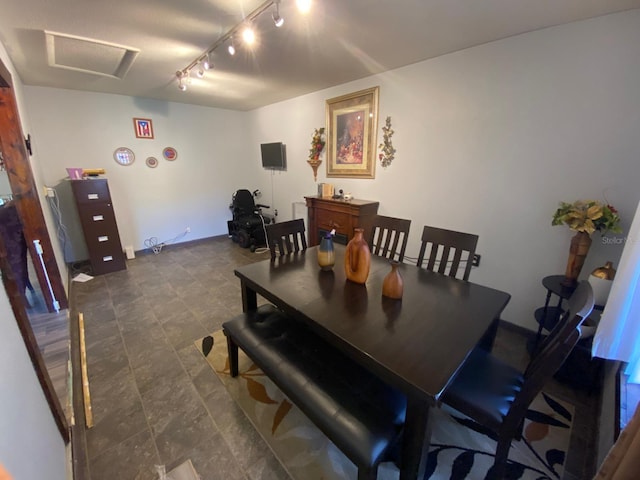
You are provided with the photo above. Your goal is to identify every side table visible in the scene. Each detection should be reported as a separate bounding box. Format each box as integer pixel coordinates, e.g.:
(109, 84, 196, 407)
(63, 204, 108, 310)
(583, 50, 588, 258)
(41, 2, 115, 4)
(533, 275, 576, 346)
(531, 275, 604, 391)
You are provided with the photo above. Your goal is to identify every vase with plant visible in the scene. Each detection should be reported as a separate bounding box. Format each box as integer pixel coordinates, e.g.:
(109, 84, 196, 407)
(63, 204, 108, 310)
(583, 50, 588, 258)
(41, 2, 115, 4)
(552, 200, 622, 286)
(307, 127, 325, 181)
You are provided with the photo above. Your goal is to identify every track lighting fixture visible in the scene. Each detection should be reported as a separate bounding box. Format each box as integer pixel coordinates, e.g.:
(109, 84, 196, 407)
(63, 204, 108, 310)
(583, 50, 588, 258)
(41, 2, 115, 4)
(176, 71, 187, 91)
(272, 0, 284, 27)
(178, 0, 313, 92)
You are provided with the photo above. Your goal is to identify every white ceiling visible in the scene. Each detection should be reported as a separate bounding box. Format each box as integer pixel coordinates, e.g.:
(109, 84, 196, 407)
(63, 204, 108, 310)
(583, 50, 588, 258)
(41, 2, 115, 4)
(1, 0, 639, 111)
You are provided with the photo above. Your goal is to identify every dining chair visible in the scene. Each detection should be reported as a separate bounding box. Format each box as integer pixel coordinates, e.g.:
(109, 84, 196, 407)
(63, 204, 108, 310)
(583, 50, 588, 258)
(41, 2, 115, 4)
(440, 280, 594, 479)
(416, 225, 479, 281)
(368, 215, 411, 263)
(265, 218, 307, 259)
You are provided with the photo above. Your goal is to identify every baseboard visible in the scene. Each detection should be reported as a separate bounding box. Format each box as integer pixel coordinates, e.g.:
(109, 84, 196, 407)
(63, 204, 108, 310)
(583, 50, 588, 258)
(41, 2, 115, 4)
(497, 319, 536, 338)
(133, 234, 227, 257)
(596, 360, 623, 468)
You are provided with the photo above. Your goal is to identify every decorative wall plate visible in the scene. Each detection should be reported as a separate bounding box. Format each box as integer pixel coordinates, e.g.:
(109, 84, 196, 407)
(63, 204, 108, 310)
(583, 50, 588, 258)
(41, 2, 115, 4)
(146, 156, 159, 168)
(113, 147, 135, 166)
(162, 147, 178, 161)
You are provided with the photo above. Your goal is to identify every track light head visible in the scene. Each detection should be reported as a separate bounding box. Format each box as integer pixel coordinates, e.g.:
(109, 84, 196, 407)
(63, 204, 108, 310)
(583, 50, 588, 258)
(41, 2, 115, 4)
(196, 67, 204, 78)
(176, 71, 187, 91)
(228, 39, 236, 56)
(203, 53, 211, 70)
(242, 24, 255, 45)
(297, 0, 312, 14)
(272, 0, 284, 27)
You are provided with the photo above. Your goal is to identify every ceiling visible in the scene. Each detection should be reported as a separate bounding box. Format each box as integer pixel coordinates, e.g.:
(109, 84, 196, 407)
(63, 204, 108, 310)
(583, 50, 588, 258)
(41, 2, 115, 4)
(1, 0, 639, 111)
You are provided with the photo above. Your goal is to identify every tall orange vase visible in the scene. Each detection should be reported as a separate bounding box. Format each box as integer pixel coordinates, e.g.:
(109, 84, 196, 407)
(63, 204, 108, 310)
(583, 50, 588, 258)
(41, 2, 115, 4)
(344, 228, 371, 284)
(562, 231, 592, 286)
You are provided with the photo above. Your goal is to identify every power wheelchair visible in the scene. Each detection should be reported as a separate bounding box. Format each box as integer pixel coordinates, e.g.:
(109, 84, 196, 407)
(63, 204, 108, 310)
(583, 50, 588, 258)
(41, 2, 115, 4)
(227, 189, 272, 250)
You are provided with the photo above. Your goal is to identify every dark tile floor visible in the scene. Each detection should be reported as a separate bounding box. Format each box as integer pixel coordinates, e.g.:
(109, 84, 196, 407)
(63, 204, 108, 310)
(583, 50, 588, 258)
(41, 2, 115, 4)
(71, 235, 600, 480)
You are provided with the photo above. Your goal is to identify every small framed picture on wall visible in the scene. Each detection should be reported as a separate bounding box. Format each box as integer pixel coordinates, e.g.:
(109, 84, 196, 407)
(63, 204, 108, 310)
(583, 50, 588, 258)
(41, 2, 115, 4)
(133, 118, 154, 139)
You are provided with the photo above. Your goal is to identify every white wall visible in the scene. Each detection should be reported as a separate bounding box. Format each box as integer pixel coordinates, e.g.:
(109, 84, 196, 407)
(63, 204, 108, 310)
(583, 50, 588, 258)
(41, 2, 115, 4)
(0, 42, 68, 480)
(24, 89, 252, 251)
(248, 10, 640, 329)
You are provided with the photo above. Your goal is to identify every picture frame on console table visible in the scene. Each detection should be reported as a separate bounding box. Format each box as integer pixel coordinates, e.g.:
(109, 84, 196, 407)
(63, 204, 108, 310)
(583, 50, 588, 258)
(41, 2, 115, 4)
(326, 86, 379, 179)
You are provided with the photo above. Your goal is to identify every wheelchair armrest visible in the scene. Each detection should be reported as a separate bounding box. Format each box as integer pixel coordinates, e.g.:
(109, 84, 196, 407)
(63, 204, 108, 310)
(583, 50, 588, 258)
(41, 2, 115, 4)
(255, 204, 270, 209)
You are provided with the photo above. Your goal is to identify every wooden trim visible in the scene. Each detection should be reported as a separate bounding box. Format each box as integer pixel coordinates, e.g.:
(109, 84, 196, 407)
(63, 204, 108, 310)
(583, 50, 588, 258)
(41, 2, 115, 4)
(70, 306, 90, 478)
(78, 313, 93, 428)
(0, 86, 68, 311)
(0, 236, 69, 441)
(0, 57, 70, 447)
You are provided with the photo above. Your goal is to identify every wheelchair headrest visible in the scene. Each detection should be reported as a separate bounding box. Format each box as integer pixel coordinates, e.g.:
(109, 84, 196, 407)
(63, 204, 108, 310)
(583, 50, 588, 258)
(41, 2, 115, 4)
(233, 189, 256, 213)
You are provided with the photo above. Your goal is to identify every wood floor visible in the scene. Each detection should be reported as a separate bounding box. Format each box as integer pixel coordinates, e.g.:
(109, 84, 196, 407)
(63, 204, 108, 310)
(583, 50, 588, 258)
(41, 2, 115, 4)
(25, 254, 71, 419)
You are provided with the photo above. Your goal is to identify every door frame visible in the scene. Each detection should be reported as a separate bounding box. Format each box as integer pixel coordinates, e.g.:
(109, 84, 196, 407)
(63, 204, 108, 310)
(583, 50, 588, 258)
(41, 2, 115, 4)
(0, 59, 69, 440)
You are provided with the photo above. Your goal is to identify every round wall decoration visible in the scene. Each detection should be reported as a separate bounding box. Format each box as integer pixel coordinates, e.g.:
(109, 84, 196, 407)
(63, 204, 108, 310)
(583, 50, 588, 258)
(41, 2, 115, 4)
(113, 147, 135, 166)
(162, 147, 178, 161)
(146, 156, 159, 168)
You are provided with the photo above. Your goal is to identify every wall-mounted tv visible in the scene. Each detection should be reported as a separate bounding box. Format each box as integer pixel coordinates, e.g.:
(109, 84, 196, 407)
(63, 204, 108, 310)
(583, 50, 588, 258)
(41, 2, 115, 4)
(260, 142, 287, 170)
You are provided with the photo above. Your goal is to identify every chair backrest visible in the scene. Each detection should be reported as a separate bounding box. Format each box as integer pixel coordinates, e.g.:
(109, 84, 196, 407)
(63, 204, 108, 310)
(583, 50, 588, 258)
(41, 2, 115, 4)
(416, 226, 479, 281)
(232, 189, 256, 217)
(368, 215, 411, 263)
(266, 219, 307, 259)
(507, 281, 594, 428)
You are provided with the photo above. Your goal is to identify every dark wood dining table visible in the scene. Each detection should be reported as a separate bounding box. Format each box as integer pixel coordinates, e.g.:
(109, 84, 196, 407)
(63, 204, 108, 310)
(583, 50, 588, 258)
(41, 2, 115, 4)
(234, 244, 511, 480)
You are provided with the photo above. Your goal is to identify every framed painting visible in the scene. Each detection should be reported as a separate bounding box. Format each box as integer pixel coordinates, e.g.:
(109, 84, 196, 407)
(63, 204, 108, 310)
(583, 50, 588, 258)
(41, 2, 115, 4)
(326, 86, 379, 178)
(133, 117, 154, 139)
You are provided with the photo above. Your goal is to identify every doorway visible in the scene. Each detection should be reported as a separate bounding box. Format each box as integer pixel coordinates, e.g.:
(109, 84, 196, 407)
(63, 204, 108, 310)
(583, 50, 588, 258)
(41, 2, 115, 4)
(0, 57, 70, 440)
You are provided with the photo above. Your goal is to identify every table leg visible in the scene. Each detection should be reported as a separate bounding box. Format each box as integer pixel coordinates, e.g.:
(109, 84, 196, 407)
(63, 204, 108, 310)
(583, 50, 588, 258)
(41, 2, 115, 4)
(478, 317, 499, 352)
(241, 280, 257, 313)
(400, 397, 433, 480)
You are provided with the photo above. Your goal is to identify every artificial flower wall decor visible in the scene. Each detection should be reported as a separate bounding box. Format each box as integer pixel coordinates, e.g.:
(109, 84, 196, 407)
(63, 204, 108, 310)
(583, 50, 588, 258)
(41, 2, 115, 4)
(307, 127, 325, 182)
(378, 116, 396, 168)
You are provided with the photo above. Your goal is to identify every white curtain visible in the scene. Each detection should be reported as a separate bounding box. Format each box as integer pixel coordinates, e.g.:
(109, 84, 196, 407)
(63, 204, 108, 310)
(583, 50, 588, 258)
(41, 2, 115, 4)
(592, 200, 640, 382)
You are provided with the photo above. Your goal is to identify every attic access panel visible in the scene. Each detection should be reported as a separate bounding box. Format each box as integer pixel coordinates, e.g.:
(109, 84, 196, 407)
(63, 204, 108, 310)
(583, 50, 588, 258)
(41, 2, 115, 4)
(45, 31, 139, 79)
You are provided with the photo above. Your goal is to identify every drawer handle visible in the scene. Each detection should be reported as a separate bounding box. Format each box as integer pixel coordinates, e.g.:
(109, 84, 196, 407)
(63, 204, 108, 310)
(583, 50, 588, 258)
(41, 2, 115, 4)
(87, 193, 99, 200)
(103, 256, 113, 262)
(98, 236, 109, 242)
(93, 215, 104, 221)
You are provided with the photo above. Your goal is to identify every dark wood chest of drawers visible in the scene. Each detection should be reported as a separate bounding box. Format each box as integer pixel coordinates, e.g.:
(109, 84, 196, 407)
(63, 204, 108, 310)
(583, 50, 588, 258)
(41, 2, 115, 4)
(305, 196, 379, 246)
(71, 179, 126, 275)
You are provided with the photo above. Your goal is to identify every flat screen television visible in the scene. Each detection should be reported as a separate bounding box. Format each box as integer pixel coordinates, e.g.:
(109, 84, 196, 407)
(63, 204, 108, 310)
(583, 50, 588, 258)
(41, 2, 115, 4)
(260, 142, 286, 170)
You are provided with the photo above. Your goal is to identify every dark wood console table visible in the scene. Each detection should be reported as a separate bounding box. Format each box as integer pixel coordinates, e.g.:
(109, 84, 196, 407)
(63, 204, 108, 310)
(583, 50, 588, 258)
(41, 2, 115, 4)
(304, 196, 379, 246)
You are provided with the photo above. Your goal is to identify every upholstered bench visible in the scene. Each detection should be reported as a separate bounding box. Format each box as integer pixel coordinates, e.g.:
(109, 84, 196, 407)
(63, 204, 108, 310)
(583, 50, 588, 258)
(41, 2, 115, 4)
(222, 310, 406, 480)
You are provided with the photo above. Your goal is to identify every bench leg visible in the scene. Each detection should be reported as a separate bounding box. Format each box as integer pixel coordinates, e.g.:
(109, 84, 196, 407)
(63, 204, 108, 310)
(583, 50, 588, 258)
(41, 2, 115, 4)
(226, 335, 239, 377)
(357, 465, 378, 480)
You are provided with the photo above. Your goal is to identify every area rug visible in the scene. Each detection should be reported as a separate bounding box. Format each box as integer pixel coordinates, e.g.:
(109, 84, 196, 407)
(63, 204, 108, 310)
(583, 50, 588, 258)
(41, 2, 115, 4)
(197, 331, 574, 480)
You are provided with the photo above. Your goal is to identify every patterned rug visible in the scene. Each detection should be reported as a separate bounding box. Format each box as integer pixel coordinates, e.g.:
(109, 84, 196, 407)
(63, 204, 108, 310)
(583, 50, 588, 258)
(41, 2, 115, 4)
(197, 330, 574, 480)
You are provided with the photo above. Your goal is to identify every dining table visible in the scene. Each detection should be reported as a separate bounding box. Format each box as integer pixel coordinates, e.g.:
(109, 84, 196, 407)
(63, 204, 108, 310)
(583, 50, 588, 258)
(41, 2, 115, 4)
(234, 244, 511, 480)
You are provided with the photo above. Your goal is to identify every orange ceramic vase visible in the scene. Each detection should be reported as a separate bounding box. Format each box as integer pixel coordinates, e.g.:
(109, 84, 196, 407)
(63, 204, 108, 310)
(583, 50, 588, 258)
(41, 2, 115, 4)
(344, 228, 371, 284)
(382, 260, 403, 299)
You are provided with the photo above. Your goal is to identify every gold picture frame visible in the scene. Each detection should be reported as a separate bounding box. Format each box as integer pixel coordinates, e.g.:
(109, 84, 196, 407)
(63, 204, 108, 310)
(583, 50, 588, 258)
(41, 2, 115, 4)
(326, 86, 379, 179)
